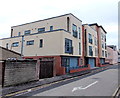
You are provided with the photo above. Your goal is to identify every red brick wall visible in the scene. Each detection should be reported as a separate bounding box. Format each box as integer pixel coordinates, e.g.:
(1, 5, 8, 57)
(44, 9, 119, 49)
(70, 67, 89, 73)
(55, 56, 65, 75)
(96, 57, 100, 67)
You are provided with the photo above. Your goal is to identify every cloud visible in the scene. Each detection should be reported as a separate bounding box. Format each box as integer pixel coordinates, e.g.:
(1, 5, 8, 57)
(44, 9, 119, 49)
(0, 0, 119, 48)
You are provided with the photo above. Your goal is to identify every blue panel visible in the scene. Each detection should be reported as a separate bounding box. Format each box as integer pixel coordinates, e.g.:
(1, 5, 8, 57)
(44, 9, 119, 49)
(100, 59, 105, 64)
(88, 58, 95, 68)
(70, 58, 78, 67)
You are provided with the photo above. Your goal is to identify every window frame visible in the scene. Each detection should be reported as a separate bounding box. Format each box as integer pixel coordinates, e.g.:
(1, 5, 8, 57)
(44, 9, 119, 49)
(26, 40, 34, 45)
(38, 27, 45, 33)
(65, 38, 73, 54)
(12, 42, 19, 47)
(24, 30, 31, 35)
(89, 46, 93, 56)
(88, 33, 92, 44)
(72, 24, 78, 38)
(50, 26, 53, 31)
(40, 39, 43, 48)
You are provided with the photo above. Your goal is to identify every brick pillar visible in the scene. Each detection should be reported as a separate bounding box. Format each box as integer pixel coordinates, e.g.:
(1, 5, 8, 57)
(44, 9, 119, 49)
(55, 56, 65, 75)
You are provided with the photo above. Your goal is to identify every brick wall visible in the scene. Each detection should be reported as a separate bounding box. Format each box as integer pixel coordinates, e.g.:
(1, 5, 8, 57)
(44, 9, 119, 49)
(3, 60, 38, 87)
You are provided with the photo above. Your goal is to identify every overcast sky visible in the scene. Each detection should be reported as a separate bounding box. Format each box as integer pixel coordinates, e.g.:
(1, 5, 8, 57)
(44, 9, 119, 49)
(0, 0, 118, 48)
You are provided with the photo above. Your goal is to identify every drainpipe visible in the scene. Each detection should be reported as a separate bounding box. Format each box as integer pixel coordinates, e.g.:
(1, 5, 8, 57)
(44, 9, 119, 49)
(21, 36, 24, 57)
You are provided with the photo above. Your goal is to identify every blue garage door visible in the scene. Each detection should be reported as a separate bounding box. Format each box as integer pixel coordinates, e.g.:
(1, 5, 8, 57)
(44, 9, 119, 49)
(88, 58, 95, 68)
(70, 58, 78, 68)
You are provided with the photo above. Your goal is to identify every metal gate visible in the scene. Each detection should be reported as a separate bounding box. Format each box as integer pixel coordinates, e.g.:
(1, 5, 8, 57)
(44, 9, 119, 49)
(39, 58, 54, 79)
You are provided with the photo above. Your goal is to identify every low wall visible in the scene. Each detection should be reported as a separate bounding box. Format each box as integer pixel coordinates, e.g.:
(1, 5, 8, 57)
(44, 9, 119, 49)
(3, 60, 38, 87)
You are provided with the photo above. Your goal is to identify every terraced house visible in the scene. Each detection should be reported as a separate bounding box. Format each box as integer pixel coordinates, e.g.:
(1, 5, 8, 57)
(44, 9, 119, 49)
(0, 13, 107, 77)
(82, 24, 98, 68)
(89, 23, 107, 66)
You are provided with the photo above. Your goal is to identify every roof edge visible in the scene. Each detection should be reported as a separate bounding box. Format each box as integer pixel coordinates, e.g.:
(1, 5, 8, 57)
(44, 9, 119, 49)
(11, 13, 82, 28)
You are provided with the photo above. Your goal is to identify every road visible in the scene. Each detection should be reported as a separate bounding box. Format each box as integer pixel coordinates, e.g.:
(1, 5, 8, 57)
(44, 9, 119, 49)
(21, 65, 119, 96)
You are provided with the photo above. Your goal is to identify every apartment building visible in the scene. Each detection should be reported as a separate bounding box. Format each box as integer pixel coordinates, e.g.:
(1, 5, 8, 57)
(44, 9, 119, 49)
(106, 45, 118, 64)
(89, 23, 107, 66)
(0, 14, 108, 76)
(82, 24, 98, 68)
(1, 13, 89, 76)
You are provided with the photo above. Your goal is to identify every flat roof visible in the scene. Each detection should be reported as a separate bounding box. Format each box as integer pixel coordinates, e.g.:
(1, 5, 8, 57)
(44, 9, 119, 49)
(89, 23, 107, 34)
(11, 13, 82, 28)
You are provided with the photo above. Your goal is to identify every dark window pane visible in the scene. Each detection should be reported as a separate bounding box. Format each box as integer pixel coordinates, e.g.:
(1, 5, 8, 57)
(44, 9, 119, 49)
(26, 40, 34, 45)
(40, 39, 43, 48)
(12, 42, 19, 47)
(50, 26, 53, 31)
(24, 30, 31, 35)
(38, 28, 45, 33)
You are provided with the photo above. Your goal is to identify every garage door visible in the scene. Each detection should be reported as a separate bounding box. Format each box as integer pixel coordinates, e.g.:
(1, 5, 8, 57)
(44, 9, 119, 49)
(39, 58, 54, 79)
(89, 58, 95, 68)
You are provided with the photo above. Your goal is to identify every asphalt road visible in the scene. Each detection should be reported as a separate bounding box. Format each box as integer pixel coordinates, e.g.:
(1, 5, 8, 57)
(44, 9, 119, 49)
(21, 65, 119, 96)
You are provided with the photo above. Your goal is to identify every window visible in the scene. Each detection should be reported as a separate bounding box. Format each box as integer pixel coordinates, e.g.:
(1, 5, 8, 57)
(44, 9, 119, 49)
(102, 42, 104, 48)
(67, 17, 70, 32)
(38, 28, 45, 33)
(105, 51, 107, 57)
(40, 39, 43, 48)
(105, 35, 106, 42)
(95, 48, 98, 56)
(94, 37, 97, 46)
(101, 33, 104, 40)
(65, 38, 73, 54)
(72, 24, 77, 38)
(11, 29, 13, 37)
(79, 27, 81, 39)
(12, 42, 19, 47)
(105, 43, 106, 49)
(26, 40, 34, 45)
(61, 57, 70, 67)
(18, 32, 21, 36)
(6, 43, 9, 49)
(50, 26, 53, 31)
(24, 30, 31, 35)
(89, 46, 93, 56)
(79, 42, 81, 55)
(102, 50, 104, 57)
(88, 33, 92, 44)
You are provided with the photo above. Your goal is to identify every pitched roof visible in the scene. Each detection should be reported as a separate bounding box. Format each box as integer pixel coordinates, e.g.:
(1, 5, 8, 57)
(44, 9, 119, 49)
(0, 46, 21, 55)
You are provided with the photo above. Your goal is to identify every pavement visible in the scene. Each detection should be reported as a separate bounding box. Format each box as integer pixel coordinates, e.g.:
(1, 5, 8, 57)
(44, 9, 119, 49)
(1, 64, 117, 97)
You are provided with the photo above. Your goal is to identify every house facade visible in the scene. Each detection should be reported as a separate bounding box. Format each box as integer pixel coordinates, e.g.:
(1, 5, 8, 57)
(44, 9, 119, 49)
(1, 13, 89, 76)
(106, 45, 118, 64)
(89, 23, 107, 66)
(0, 13, 108, 76)
(82, 24, 98, 68)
